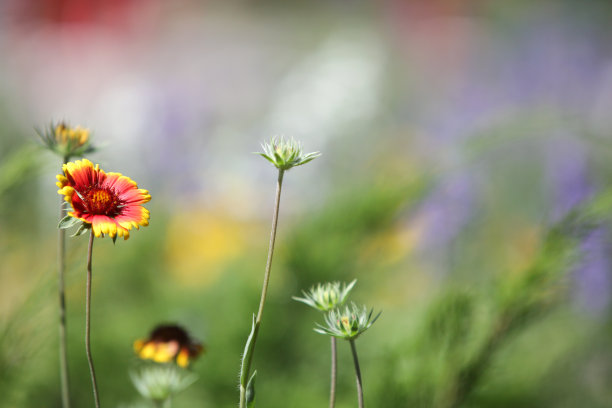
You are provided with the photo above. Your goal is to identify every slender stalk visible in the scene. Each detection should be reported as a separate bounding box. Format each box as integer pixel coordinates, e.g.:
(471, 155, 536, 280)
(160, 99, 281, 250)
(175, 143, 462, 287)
(239, 169, 285, 408)
(329, 337, 337, 408)
(350, 339, 364, 408)
(85, 230, 101, 408)
(58, 156, 71, 408)
(255, 169, 284, 325)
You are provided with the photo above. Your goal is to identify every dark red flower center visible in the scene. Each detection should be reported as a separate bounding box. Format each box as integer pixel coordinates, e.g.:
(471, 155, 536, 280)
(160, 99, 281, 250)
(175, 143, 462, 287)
(150, 325, 190, 345)
(84, 188, 121, 215)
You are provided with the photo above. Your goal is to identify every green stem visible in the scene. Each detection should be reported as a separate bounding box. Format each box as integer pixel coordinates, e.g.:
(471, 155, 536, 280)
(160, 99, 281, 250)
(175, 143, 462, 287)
(350, 339, 364, 408)
(85, 230, 101, 408)
(58, 157, 71, 408)
(153, 398, 171, 408)
(329, 337, 337, 408)
(239, 169, 285, 408)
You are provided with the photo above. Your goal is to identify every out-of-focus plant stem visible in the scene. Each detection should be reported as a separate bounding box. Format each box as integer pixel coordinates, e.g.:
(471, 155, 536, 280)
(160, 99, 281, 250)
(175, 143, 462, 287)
(350, 339, 364, 408)
(58, 156, 71, 408)
(330, 337, 337, 408)
(85, 230, 101, 408)
(445, 316, 510, 408)
(239, 169, 285, 408)
(154, 398, 171, 408)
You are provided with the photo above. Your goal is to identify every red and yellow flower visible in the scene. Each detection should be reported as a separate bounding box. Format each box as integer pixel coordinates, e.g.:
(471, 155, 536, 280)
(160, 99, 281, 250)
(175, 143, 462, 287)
(57, 159, 151, 240)
(134, 325, 204, 368)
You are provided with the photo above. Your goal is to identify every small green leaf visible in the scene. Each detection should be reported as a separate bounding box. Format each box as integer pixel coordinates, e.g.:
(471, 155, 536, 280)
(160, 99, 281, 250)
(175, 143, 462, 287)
(273, 151, 284, 164)
(246, 370, 256, 408)
(240, 315, 257, 387)
(256, 153, 276, 166)
(58, 215, 80, 229)
(71, 223, 90, 237)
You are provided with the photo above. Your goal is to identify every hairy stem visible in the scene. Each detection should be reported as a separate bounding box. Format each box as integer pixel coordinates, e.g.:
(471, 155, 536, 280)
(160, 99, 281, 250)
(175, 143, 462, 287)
(350, 339, 364, 408)
(239, 169, 285, 408)
(329, 337, 337, 408)
(58, 156, 71, 408)
(85, 230, 100, 408)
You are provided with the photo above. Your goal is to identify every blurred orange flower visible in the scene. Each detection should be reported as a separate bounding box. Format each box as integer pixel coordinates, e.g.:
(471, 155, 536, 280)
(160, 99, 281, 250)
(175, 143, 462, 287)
(134, 325, 204, 368)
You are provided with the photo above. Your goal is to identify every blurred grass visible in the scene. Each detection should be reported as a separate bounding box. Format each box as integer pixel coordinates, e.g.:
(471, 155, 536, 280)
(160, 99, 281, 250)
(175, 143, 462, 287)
(372, 190, 612, 408)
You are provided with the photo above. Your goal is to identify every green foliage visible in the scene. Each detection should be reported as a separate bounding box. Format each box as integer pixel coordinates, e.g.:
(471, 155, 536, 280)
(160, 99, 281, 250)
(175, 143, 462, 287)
(284, 177, 427, 284)
(0, 145, 43, 233)
(377, 189, 612, 408)
(0, 145, 41, 199)
(246, 371, 257, 408)
(499, 190, 612, 333)
(240, 316, 257, 389)
(423, 290, 477, 362)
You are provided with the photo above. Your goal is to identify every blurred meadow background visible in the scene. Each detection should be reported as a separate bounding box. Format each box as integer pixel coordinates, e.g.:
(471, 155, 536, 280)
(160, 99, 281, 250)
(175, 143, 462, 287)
(2, 0, 612, 407)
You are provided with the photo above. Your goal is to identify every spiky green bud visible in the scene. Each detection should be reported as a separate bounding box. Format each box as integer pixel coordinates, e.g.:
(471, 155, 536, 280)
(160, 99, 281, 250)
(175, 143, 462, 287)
(36, 121, 96, 160)
(129, 362, 197, 404)
(293, 279, 357, 312)
(315, 303, 381, 340)
(257, 136, 320, 170)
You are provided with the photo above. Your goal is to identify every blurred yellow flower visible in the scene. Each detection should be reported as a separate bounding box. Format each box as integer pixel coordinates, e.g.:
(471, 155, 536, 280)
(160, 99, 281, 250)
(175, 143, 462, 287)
(165, 210, 255, 287)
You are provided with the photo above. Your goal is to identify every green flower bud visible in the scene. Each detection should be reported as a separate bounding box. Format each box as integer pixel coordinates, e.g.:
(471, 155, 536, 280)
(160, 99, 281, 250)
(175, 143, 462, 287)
(129, 362, 197, 404)
(293, 279, 357, 312)
(37, 121, 96, 160)
(315, 303, 381, 340)
(257, 136, 320, 170)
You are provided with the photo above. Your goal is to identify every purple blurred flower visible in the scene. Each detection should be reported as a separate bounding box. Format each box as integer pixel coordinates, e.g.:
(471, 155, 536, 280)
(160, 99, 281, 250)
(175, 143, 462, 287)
(546, 138, 594, 221)
(415, 172, 477, 275)
(574, 228, 611, 315)
(546, 137, 610, 315)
